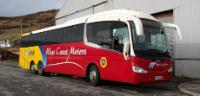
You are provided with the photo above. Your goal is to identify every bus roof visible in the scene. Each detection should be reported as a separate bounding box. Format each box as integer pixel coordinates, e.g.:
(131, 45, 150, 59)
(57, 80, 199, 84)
(29, 9, 158, 35)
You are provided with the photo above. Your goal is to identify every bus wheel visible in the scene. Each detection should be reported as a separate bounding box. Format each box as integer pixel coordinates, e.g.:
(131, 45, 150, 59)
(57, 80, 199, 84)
(30, 62, 37, 74)
(88, 65, 101, 86)
(38, 62, 48, 76)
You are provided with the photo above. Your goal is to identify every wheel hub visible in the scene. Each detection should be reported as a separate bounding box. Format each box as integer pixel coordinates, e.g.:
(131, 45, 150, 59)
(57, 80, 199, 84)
(89, 71, 96, 81)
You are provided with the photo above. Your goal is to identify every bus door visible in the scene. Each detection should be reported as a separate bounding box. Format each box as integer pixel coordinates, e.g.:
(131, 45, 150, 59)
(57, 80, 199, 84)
(86, 19, 131, 81)
(107, 21, 131, 81)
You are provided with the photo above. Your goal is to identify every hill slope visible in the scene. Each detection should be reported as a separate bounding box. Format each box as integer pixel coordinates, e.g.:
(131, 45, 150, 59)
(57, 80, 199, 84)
(0, 9, 58, 42)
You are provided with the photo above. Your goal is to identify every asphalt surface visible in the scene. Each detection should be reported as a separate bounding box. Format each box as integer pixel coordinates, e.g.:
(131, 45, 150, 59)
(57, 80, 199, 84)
(178, 80, 200, 96)
(0, 61, 189, 96)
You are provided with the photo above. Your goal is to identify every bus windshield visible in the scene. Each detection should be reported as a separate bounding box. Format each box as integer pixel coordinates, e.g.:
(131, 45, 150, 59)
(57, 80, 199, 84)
(130, 18, 169, 60)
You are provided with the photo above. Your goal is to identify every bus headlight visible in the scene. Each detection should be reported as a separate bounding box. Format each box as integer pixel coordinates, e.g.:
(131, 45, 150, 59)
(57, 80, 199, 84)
(132, 66, 147, 74)
(168, 67, 173, 72)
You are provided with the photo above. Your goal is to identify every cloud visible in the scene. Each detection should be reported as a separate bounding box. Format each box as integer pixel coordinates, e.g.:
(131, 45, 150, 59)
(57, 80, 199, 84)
(0, 0, 65, 17)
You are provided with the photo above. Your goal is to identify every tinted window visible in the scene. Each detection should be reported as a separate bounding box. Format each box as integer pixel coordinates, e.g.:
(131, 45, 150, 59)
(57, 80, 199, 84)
(30, 32, 47, 45)
(112, 22, 129, 52)
(63, 24, 84, 43)
(21, 24, 84, 47)
(87, 21, 129, 52)
(87, 22, 112, 48)
(21, 35, 31, 47)
(46, 29, 63, 44)
(40, 32, 48, 44)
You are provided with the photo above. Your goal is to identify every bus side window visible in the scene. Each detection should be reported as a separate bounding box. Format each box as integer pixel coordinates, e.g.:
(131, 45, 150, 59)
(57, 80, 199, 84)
(63, 24, 84, 43)
(21, 36, 31, 47)
(112, 22, 129, 53)
(87, 22, 112, 48)
(32, 32, 47, 45)
(46, 29, 63, 44)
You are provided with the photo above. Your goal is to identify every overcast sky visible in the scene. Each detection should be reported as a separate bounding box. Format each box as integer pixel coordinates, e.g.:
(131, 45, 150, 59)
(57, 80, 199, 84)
(0, 0, 65, 17)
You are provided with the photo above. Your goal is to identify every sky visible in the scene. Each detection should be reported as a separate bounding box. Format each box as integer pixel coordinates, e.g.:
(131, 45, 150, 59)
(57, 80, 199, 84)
(0, 0, 65, 17)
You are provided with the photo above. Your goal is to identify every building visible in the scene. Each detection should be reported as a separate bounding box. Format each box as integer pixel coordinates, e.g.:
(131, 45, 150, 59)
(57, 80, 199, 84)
(56, 0, 200, 78)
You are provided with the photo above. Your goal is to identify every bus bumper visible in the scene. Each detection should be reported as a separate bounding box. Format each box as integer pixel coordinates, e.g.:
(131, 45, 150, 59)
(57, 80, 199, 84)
(129, 72, 173, 84)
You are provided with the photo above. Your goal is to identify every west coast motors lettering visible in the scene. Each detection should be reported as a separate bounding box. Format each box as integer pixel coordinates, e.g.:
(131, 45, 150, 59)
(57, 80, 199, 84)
(46, 47, 87, 56)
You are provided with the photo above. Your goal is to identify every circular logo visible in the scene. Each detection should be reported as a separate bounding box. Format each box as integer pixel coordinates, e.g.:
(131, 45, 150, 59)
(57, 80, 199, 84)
(100, 57, 107, 68)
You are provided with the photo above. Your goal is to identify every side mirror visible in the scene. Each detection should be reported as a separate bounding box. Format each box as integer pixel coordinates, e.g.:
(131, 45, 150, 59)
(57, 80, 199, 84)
(162, 23, 182, 40)
(123, 41, 130, 60)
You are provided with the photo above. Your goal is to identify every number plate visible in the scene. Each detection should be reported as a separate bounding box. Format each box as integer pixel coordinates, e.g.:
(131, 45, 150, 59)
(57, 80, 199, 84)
(154, 76, 163, 80)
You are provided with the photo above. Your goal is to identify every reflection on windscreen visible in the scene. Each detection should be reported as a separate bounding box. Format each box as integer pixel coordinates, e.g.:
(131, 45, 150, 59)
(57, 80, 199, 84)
(130, 19, 169, 60)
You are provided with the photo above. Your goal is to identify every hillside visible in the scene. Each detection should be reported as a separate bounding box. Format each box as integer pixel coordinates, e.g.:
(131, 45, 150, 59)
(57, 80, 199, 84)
(0, 9, 58, 43)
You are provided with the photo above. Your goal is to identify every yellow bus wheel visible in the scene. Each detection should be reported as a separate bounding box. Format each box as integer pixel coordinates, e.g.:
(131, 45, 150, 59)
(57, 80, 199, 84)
(30, 62, 37, 74)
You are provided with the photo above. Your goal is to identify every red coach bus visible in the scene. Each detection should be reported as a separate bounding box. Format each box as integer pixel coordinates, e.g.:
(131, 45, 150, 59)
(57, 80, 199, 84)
(19, 9, 182, 85)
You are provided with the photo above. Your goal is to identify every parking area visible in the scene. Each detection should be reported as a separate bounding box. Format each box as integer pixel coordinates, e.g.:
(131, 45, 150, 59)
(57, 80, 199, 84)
(0, 61, 189, 96)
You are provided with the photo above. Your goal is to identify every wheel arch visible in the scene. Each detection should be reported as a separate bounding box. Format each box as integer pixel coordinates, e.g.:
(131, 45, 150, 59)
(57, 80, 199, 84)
(29, 60, 35, 69)
(37, 60, 43, 65)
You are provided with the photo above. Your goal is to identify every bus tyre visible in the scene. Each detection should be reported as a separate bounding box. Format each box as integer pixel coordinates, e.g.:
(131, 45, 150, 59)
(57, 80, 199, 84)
(88, 65, 101, 86)
(38, 62, 49, 76)
(30, 62, 37, 74)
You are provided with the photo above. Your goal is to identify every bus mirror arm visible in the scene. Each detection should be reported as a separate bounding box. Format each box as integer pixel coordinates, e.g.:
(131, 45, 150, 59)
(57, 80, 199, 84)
(132, 17, 144, 36)
(123, 41, 130, 60)
(162, 23, 182, 40)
